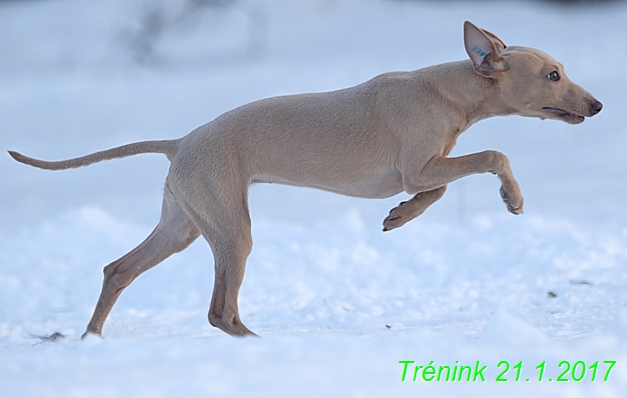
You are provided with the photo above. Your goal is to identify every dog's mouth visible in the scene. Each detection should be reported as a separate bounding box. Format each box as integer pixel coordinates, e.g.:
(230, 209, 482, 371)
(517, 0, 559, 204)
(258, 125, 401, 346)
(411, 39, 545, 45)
(542, 107, 585, 124)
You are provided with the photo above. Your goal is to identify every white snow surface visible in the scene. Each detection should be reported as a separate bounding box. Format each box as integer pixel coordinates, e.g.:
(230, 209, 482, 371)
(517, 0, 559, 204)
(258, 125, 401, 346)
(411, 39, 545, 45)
(2, 0, 627, 396)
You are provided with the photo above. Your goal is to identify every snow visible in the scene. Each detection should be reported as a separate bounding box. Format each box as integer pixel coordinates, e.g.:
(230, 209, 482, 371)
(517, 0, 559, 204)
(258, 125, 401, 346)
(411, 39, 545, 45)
(1, 0, 627, 396)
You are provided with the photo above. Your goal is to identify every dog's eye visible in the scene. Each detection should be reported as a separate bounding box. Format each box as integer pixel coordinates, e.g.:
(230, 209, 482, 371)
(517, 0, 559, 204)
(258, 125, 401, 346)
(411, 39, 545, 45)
(547, 71, 560, 82)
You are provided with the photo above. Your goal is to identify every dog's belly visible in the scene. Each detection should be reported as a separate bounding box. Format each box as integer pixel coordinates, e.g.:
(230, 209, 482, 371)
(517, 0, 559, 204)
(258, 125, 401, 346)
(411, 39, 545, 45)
(251, 168, 404, 199)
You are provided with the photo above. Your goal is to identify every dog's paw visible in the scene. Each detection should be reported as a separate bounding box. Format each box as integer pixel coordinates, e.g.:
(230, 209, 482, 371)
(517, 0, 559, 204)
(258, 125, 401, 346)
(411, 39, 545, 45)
(382, 201, 411, 231)
(500, 185, 524, 215)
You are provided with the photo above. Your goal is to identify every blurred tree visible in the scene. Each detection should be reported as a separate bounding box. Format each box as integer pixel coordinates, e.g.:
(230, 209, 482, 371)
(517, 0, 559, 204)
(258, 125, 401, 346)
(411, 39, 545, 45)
(119, 0, 266, 66)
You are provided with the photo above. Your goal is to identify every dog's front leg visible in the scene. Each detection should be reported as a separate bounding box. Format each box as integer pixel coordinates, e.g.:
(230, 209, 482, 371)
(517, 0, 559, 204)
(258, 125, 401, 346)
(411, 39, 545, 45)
(402, 150, 524, 216)
(383, 186, 447, 231)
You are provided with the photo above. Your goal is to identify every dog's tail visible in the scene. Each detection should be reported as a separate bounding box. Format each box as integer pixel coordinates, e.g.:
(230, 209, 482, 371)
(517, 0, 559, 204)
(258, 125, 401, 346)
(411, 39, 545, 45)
(8, 139, 178, 171)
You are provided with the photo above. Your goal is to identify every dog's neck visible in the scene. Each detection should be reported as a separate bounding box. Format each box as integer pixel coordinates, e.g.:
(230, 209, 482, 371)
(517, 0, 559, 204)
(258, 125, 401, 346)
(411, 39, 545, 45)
(431, 60, 518, 128)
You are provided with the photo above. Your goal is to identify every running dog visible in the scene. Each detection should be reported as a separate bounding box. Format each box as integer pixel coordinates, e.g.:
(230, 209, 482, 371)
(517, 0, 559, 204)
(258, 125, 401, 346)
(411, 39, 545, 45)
(9, 22, 602, 337)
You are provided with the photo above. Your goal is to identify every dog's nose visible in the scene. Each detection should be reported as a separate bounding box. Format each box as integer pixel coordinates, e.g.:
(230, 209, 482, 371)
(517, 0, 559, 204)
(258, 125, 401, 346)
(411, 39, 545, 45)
(590, 101, 603, 115)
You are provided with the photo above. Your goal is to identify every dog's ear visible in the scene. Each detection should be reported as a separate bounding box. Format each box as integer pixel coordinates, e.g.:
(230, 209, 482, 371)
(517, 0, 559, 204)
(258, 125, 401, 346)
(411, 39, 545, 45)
(464, 21, 508, 78)
(479, 28, 506, 53)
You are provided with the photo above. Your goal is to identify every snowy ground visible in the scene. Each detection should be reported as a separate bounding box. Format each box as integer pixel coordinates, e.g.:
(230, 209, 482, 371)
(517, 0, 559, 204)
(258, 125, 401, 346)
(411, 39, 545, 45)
(2, 0, 627, 396)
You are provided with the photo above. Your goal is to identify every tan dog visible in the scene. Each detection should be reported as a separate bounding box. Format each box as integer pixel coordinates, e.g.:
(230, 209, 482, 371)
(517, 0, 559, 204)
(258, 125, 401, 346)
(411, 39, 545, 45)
(9, 22, 602, 338)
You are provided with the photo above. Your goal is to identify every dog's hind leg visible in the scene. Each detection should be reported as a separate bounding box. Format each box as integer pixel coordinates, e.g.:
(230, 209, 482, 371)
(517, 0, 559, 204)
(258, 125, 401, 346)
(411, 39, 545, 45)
(206, 223, 255, 337)
(82, 182, 200, 338)
(192, 204, 255, 336)
(172, 173, 256, 337)
(382, 186, 447, 231)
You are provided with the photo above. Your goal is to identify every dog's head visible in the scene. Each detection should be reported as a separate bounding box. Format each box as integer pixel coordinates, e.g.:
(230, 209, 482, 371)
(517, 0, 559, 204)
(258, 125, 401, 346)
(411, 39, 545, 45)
(463, 21, 602, 124)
